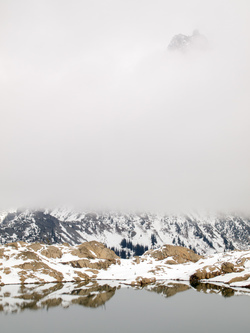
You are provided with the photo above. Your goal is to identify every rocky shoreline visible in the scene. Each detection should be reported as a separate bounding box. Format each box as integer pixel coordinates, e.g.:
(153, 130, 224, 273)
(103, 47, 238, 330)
(0, 241, 249, 290)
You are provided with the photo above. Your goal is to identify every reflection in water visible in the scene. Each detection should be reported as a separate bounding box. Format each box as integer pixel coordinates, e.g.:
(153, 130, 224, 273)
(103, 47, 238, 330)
(191, 282, 237, 298)
(140, 281, 249, 298)
(142, 282, 190, 298)
(0, 280, 249, 314)
(0, 281, 117, 313)
(69, 282, 117, 308)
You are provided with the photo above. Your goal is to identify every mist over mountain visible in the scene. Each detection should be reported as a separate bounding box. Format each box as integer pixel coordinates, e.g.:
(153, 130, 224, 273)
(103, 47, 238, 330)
(1, 1, 250, 214)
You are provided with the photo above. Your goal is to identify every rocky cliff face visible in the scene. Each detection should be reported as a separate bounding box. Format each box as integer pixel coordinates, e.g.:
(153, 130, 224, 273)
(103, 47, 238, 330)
(0, 209, 249, 256)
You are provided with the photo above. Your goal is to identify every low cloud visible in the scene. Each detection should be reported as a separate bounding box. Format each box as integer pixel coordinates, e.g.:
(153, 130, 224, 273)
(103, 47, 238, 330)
(0, 0, 250, 213)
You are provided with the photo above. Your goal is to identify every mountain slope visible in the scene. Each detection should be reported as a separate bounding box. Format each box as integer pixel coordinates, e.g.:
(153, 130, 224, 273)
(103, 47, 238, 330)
(0, 209, 249, 256)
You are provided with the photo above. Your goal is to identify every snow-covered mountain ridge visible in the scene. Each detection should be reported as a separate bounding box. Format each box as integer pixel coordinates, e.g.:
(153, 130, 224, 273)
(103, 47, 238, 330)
(0, 209, 249, 256)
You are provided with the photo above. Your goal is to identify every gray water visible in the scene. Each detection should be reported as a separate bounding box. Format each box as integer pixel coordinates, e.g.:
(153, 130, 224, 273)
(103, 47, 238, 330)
(0, 281, 249, 333)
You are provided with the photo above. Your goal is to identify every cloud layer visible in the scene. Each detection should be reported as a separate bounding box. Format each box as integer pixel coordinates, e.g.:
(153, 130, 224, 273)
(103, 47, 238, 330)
(1, 0, 250, 212)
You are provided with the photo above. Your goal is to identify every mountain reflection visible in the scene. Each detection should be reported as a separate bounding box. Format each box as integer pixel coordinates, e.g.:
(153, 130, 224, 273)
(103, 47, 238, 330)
(0, 281, 249, 314)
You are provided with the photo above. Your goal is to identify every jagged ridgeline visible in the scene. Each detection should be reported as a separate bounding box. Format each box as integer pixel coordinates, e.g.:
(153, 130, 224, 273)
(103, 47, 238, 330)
(0, 209, 249, 256)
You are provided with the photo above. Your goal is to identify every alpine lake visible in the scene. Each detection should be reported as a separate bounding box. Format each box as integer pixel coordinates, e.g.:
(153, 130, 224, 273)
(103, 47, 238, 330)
(0, 280, 249, 333)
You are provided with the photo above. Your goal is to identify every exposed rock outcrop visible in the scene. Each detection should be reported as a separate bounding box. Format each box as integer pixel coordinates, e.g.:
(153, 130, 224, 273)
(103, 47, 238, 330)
(0, 241, 119, 285)
(0, 240, 249, 291)
(67, 258, 118, 270)
(71, 241, 119, 260)
(190, 261, 246, 286)
(221, 262, 235, 273)
(41, 246, 63, 259)
(144, 244, 202, 263)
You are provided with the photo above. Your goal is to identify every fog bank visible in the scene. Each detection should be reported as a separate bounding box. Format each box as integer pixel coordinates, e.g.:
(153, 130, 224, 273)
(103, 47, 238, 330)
(0, 0, 250, 213)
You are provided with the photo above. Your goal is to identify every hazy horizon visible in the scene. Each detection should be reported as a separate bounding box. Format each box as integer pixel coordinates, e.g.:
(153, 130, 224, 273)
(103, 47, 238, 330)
(1, 0, 250, 213)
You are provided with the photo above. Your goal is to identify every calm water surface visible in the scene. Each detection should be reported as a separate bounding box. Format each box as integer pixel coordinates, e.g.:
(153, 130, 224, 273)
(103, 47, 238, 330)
(0, 281, 249, 333)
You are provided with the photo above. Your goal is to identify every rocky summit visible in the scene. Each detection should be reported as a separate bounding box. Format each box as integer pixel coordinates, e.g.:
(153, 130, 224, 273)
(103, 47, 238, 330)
(168, 30, 209, 52)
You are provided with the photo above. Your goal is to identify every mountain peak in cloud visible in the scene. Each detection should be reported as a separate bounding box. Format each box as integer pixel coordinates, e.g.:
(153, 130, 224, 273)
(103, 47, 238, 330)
(168, 30, 209, 52)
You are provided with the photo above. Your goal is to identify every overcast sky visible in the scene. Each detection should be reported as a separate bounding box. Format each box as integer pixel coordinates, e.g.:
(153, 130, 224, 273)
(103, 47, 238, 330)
(0, 0, 250, 213)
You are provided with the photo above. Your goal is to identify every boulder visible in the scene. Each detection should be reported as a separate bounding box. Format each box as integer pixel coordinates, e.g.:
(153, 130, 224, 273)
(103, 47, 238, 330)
(190, 266, 221, 285)
(221, 262, 235, 274)
(3, 267, 11, 275)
